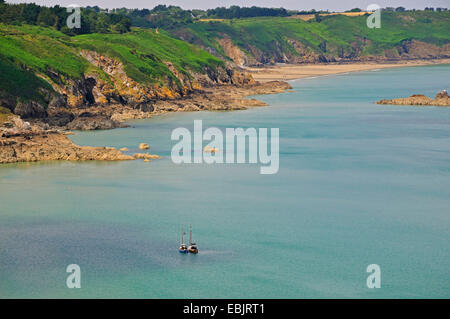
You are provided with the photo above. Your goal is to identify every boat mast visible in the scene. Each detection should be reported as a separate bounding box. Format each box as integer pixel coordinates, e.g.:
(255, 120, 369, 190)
(189, 225, 192, 245)
(181, 227, 184, 245)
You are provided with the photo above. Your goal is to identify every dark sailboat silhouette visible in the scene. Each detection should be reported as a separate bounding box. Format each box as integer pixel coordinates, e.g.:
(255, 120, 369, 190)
(188, 225, 198, 254)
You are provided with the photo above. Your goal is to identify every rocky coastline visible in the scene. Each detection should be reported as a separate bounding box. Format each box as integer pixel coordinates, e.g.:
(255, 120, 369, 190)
(377, 90, 450, 107)
(3, 53, 447, 165)
(0, 79, 291, 164)
(31, 80, 292, 131)
(0, 116, 135, 164)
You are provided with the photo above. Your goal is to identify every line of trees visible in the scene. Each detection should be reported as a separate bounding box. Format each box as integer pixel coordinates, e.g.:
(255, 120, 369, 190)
(206, 6, 288, 18)
(122, 5, 194, 29)
(112, 5, 291, 29)
(0, 2, 131, 35)
(1, 2, 448, 34)
(383, 7, 448, 12)
(346, 7, 448, 12)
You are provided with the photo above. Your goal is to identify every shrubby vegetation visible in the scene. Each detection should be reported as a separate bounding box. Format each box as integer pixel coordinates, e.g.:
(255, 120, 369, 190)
(2, 3, 448, 34)
(114, 5, 291, 30)
(206, 6, 289, 18)
(0, 2, 131, 34)
(115, 5, 194, 29)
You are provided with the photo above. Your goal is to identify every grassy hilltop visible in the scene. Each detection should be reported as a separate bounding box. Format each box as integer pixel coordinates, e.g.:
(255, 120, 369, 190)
(0, 23, 222, 86)
(0, 23, 224, 111)
(171, 11, 450, 64)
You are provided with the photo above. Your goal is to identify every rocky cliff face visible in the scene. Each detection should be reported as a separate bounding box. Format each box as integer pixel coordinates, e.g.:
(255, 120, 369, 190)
(215, 38, 450, 66)
(77, 50, 255, 107)
(0, 49, 256, 129)
(0, 81, 291, 164)
(383, 40, 450, 61)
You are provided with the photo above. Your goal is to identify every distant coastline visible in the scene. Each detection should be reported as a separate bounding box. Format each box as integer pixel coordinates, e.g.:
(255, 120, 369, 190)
(246, 59, 450, 82)
(2, 60, 449, 165)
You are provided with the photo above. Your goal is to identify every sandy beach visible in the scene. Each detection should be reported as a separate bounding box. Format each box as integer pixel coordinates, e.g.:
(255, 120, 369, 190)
(246, 59, 450, 82)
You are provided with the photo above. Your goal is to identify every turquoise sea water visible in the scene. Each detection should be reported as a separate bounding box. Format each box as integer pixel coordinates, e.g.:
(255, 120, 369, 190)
(0, 65, 449, 298)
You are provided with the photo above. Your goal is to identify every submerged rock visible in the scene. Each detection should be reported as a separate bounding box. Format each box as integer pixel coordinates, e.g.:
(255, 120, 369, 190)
(204, 146, 219, 153)
(133, 153, 161, 160)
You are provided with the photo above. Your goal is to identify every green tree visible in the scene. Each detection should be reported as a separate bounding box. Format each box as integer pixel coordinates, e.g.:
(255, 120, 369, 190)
(112, 17, 131, 33)
(21, 3, 40, 24)
(37, 7, 57, 27)
(95, 13, 110, 33)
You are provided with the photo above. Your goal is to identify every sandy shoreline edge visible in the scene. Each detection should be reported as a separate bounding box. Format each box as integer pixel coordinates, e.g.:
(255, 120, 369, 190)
(246, 59, 450, 82)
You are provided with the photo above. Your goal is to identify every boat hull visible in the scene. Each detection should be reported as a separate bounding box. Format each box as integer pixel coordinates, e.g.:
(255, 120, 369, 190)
(188, 248, 198, 254)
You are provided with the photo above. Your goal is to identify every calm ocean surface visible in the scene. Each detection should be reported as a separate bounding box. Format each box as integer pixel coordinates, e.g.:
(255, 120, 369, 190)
(0, 65, 449, 298)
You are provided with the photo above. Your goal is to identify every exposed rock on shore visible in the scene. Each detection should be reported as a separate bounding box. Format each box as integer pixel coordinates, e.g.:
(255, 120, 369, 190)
(0, 116, 134, 164)
(14, 100, 48, 118)
(65, 115, 128, 130)
(377, 90, 450, 106)
(1, 76, 290, 163)
(107, 81, 292, 122)
(29, 80, 292, 128)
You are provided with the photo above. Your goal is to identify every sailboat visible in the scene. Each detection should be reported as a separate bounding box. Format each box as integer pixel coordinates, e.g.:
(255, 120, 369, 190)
(178, 227, 188, 254)
(188, 225, 199, 254)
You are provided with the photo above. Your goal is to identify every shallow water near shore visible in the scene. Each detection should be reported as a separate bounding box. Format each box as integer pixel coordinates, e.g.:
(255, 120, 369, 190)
(1, 65, 449, 298)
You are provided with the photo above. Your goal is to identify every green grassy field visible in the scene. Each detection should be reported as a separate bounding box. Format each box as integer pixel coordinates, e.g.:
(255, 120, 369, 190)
(173, 11, 450, 61)
(72, 28, 223, 85)
(0, 23, 224, 107)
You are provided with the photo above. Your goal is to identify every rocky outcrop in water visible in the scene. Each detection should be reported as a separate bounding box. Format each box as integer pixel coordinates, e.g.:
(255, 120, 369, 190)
(133, 153, 161, 160)
(377, 90, 450, 106)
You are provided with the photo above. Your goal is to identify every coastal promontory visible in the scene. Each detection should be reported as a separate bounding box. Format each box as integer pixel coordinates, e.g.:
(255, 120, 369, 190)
(0, 111, 134, 164)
